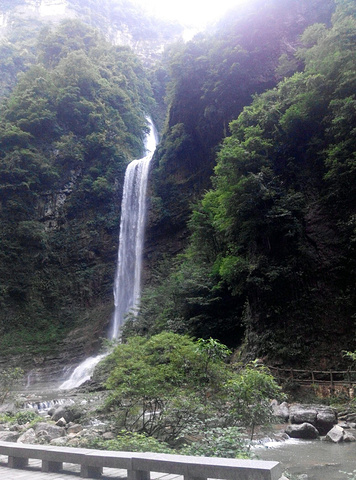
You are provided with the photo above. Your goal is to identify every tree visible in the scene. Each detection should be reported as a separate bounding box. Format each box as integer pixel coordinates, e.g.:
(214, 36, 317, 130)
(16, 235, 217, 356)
(0, 19, 154, 351)
(103, 333, 283, 448)
(0, 367, 24, 404)
(104, 333, 230, 441)
(226, 362, 284, 441)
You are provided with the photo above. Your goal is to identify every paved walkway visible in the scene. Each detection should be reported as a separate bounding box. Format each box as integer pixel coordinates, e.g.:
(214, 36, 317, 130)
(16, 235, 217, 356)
(0, 455, 182, 480)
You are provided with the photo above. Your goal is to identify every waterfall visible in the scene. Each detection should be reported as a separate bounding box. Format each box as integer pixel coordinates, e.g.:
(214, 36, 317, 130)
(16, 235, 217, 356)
(59, 118, 157, 390)
(110, 118, 157, 338)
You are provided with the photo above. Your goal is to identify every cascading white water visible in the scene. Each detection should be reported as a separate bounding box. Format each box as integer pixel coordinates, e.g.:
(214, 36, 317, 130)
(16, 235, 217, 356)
(110, 118, 157, 339)
(59, 118, 157, 390)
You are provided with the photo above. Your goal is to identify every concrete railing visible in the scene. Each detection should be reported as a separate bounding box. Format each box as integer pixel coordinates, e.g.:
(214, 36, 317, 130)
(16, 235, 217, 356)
(0, 441, 283, 479)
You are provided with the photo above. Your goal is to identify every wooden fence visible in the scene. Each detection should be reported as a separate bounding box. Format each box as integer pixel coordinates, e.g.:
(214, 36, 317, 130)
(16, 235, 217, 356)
(267, 366, 356, 389)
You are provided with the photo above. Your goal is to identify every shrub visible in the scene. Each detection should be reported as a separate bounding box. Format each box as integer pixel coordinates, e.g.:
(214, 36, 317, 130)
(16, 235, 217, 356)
(179, 427, 249, 458)
(87, 430, 174, 453)
(0, 367, 24, 404)
(15, 410, 40, 425)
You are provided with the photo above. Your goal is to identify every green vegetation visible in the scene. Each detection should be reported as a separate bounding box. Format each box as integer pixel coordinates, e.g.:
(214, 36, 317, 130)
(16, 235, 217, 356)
(86, 430, 174, 453)
(13, 410, 41, 425)
(100, 333, 283, 451)
(180, 427, 249, 458)
(0, 367, 24, 404)
(141, 0, 356, 367)
(149, 0, 335, 245)
(0, 0, 355, 396)
(0, 19, 154, 351)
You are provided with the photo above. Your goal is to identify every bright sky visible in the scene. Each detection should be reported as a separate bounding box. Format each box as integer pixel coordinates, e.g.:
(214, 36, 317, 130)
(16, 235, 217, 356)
(134, 0, 249, 29)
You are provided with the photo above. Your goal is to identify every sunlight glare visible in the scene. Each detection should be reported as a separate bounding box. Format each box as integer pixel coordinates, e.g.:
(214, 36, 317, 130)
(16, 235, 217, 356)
(134, 0, 249, 28)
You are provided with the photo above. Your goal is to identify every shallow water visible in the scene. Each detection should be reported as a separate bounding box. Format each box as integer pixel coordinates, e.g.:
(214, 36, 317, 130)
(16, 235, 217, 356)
(255, 437, 356, 479)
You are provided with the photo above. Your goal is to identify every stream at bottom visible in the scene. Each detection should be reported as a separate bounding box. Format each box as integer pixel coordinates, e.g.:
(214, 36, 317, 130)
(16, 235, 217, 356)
(255, 437, 356, 479)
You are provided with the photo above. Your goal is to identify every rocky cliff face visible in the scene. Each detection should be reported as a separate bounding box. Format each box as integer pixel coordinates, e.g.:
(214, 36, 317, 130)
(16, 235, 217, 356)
(0, 0, 182, 65)
(0, 0, 342, 387)
(0, 304, 111, 391)
(0, 0, 75, 34)
(0, 7, 158, 387)
(144, 0, 336, 279)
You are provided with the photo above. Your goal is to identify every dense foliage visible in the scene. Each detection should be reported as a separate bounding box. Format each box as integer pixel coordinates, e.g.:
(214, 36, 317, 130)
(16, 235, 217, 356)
(140, 0, 356, 367)
(0, 0, 355, 373)
(148, 0, 335, 237)
(100, 333, 282, 451)
(0, 20, 153, 353)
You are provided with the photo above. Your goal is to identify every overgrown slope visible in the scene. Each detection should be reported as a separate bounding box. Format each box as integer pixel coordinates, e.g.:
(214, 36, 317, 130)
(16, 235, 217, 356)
(139, 0, 355, 368)
(0, 20, 153, 356)
(146, 0, 335, 267)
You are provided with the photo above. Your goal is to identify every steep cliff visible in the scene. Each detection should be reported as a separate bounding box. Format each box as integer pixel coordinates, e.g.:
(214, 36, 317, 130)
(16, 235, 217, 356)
(145, 0, 336, 274)
(0, 1, 180, 384)
(140, 0, 356, 369)
(0, 0, 182, 98)
(0, 0, 182, 60)
(0, 19, 154, 379)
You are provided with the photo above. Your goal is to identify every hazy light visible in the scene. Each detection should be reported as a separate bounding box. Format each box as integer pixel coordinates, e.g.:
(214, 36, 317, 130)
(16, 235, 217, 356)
(133, 0, 249, 29)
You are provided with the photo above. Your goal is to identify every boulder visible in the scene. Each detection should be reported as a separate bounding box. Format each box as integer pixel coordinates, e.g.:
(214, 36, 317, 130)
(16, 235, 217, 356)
(0, 430, 20, 442)
(315, 407, 337, 435)
(289, 405, 317, 425)
(289, 404, 337, 435)
(344, 431, 356, 442)
(55, 417, 67, 427)
(67, 438, 82, 447)
(51, 405, 81, 423)
(34, 422, 65, 441)
(346, 413, 356, 423)
(48, 407, 56, 417)
(50, 437, 68, 446)
(36, 433, 52, 444)
(9, 424, 21, 431)
(0, 403, 16, 415)
(338, 423, 350, 429)
(272, 401, 290, 421)
(285, 422, 319, 439)
(51, 406, 69, 422)
(17, 428, 36, 444)
(325, 425, 345, 443)
(325, 425, 356, 443)
(67, 424, 83, 434)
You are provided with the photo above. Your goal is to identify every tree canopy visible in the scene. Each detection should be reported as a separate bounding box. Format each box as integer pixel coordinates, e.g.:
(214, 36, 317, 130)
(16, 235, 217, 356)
(140, 0, 356, 367)
(101, 333, 282, 448)
(0, 19, 154, 352)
